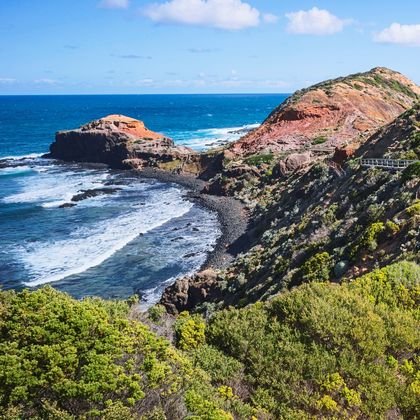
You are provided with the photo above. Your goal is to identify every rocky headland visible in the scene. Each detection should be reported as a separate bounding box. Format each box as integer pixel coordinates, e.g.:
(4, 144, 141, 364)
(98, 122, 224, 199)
(47, 67, 419, 314)
(229, 67, 419, 156)
(49, 114, 196, 170)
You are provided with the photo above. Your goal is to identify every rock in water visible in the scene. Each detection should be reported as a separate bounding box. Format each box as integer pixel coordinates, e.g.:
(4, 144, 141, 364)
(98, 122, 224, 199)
(49, 114, 197, 171)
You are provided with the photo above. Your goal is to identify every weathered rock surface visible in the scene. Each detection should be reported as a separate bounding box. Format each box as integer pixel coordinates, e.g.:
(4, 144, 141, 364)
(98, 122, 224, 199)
(229, 67, 419, 157)
(49, 114, 197, 171)
(275, 152, 312, 176)
(159, 269, 221, 314)
(332, 146, 356, 166)
(71, 187, 122, 202)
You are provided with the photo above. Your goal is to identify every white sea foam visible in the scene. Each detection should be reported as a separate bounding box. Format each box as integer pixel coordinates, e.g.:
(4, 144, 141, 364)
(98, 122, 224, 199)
(2, 167, 110, 204)
(22, 187, 194, 286)
(0, 152, 45, 161)
(0, 166, 33, 176)
(176, 123, 259, 150)
(140, 209, 220, 304)
(41, 200, 70, 208)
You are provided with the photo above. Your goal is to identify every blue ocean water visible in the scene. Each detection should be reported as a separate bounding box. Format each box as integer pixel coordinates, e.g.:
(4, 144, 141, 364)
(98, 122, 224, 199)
(0, 94, 287, 301)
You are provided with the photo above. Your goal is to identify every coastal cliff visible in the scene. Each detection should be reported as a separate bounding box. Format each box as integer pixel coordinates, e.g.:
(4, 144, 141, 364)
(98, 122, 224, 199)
(47, 68, 419, 315)
(49, 114, 199, 170)
(229, 67, 419, 156)
(49, 68, 419, 178)
(166, 105, 419, 312)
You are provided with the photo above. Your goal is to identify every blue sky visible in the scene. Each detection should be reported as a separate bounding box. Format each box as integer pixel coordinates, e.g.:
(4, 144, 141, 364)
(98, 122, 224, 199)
(0, 0, 419, 94)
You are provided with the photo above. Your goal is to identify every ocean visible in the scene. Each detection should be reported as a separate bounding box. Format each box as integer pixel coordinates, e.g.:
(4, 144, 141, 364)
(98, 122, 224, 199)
(0, 94, 287, 302)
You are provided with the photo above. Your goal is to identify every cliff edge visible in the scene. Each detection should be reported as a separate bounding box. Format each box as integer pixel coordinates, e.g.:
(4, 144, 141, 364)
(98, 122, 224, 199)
(229, 67, 419, 156)
(49, 114, 196, 170)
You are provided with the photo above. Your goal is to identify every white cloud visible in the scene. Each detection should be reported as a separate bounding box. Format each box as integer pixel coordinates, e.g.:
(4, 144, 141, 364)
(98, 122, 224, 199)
(98, 0, 129, 9)
(263, 13, 278, 24)
(143, 0, 260, 30)
(374, 23, 420, 46)
(0, 78, 16, 84)
(286, 7, 350, 35)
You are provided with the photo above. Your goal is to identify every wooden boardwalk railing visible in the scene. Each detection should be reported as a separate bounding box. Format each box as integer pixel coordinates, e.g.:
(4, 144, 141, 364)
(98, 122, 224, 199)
(361, 158, 418, 170)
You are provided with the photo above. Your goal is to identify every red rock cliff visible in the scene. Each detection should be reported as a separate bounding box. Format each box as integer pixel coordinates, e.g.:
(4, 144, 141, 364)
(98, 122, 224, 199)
(50, 114, 195, 170)
(229, 67, 419, 156)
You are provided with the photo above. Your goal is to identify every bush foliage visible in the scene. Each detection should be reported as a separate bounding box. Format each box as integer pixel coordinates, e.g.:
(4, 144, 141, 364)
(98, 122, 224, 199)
(0, 287, 230, 419)
(402, 161, 420, 182)
(1, 261, 419, 418)
(205, 261, 420, 418)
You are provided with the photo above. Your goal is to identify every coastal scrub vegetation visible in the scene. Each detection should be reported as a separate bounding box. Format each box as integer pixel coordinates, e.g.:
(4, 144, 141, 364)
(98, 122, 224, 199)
(244, 153, 274, 167)
(201, 261, 420, 418)
(1, 261, 418, 418)
(311, 136, 327, 145)
(204, 104, 419, 310)
(0, 287, 234, 419)
(1, 72, 419, 419)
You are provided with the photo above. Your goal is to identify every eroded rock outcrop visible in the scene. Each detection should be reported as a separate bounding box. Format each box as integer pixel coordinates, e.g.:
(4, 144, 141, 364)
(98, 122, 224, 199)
(229, 67, 419, 157)
(275, 152, 312, 176)
(49, 114, 198, 171)
(159, 269, 222, 314)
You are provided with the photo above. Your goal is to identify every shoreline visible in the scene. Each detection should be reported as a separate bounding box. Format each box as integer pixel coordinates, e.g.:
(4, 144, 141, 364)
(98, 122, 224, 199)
(1, 153, 249, 302)
(139, 167, 250, 271)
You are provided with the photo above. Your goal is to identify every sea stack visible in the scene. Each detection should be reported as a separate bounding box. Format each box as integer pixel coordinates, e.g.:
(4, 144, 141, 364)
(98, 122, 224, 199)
(49, 114, 197, 170)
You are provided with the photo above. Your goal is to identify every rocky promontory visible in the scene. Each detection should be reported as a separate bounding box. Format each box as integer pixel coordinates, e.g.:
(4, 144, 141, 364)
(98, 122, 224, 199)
(229, 67, 419, 156)
(48, 68, 419, 181)
(49, 114, 198, 170)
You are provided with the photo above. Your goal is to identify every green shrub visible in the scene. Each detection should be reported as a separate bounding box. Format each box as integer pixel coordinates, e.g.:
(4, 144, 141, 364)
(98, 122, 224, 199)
(0, 287, 229, 418)
(301, 251, 332, 282)
(350, 221, 385, 258)
(406, 200, 420, 217)
(188, 344, 244, 384)
(385, 220, 400, 236)
(174, 311, 206, 350)
(402, 161, 420, 182)
(316, 395, 338, 412)
(184, 390, 233, 419)
(349, 261, 420, 311)
(311, 136, 327, 145)
(205, 262, 420, 418)
(244, 153, 274, 167)
(399, 150, 419, 160)
(147, 304, 166, 323)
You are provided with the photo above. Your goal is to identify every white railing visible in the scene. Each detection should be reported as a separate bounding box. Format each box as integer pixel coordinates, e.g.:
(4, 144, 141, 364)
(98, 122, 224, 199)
(361, 158, 418, 170)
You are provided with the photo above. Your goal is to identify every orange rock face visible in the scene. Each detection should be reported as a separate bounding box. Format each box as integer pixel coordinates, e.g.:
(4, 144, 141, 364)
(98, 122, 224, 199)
(81, 114, 165, 140)
(229, 67, 419, 157)
(50, 115, 197, 169)
(332, 146, 356, 166)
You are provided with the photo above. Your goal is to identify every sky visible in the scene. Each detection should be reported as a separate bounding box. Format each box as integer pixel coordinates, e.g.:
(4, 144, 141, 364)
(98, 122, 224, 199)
(0, 0, 419, 94)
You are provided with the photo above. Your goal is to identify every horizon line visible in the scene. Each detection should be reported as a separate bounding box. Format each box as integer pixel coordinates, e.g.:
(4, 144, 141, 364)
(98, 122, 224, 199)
(0, 92, 292, 97)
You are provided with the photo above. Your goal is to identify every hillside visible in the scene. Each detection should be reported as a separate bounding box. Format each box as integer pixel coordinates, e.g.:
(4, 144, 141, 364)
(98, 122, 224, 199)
(229, 67, 419, 156)
(162, 104, 420, 313)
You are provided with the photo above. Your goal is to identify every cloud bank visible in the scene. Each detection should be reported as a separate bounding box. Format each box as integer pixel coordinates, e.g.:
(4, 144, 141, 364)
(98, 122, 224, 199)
(374, 23, 420, 46)
(143, 0, 260, 30)
(286, 7, 350, 35)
